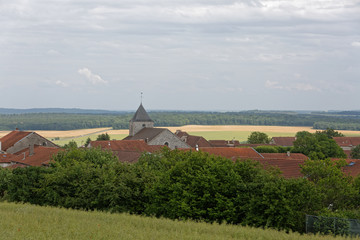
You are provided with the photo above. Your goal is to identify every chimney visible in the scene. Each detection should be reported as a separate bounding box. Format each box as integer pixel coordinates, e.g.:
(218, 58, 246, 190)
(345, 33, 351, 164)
(0, 141, 2, 152)
(29, 144, 34, 156)
(15, 128, 19, 131)
(287, 151, 290, 157)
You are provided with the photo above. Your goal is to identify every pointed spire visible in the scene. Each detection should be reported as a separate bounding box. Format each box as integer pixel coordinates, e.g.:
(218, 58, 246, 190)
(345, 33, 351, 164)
(131, 103, 153, 122)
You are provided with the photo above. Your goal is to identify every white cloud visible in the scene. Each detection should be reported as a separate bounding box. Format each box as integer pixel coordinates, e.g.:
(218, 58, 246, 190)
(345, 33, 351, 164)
(351, 41, 360, 47)
(265, 80, 320, 92)
(78, 68, 108, 85)
(294, 83, 319, 92)
(46, 49, 62, 56)
(265, 80, 283, 89)
(55, 80, 68, 87)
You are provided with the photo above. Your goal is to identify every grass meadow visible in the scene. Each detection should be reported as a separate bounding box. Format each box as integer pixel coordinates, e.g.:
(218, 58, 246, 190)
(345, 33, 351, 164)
(0, 202, 356, 240)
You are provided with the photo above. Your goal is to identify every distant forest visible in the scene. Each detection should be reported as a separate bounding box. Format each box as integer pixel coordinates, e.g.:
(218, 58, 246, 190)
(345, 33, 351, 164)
(0, 109, 360, 131)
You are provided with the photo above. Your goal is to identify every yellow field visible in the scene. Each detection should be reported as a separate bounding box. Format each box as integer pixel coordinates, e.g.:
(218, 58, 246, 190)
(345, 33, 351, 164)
(1, 125, 360, 146)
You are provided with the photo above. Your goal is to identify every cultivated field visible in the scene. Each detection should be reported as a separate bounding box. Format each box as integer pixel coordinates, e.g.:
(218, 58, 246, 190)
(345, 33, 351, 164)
(1, 125, 360, 146)
(0, 202, 355, 240)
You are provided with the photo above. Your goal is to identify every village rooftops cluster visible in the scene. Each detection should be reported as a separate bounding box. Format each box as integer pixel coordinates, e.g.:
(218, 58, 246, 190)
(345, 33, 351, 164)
(1, 103, 360, 179)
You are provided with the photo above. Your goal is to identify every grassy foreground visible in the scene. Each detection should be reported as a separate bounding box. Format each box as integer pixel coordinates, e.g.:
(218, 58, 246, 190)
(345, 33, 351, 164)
(0, 202, 356, 240)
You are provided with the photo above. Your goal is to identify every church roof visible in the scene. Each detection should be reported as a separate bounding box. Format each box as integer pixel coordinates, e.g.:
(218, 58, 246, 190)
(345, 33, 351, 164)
(130, 104, 153, 122)
(124, 128, 167, 142)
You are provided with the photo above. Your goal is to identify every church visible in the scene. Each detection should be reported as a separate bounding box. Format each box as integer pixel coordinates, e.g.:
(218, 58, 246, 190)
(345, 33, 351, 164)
(123, 104, 191, 149)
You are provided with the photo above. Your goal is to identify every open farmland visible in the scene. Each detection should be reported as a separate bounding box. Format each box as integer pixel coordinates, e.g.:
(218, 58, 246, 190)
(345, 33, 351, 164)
(1, 125, 360, 146)
(0, 202, 355, 240)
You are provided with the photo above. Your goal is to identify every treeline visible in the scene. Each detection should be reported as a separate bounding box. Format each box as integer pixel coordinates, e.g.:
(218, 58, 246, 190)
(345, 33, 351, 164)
(1, 111, 360, 131)
(1, 147, 360, 234)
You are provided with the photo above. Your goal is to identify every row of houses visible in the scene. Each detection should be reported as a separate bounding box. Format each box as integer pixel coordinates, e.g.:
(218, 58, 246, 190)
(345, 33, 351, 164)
(1, 103, 360, 179)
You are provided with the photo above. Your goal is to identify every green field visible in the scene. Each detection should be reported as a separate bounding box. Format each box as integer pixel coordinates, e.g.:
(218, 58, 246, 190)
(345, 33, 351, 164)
(51, 130, 360, 147)
(189, 131, 296, 142)
(0, 202, 354, 240)
(53, 133, 127, 147)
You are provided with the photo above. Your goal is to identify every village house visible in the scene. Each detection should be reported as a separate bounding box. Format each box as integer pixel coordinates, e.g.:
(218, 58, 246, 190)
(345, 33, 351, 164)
(123, 103, 190, 150)
(269, 137, 296, 147)
(0, 129, 61, 168)
(88, 139, 165, 163)
(175, 130, 212, 148)
(333, 137, 360, 158)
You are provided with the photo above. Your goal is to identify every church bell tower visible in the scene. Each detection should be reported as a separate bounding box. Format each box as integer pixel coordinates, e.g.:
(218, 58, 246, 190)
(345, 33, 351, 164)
(129, 103, 154, 136)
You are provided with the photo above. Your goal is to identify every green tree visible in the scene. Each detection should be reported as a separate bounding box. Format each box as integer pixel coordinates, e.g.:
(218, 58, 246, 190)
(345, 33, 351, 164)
(351, 145, 360, 159)
(63, 140, 78, 149)
(96, 133, 110, 141)
(84, 137, 91, 147)
(316, 128, 344, 138)
(301, 158, 357, 209)
(247, 131, 270, 144)
(0, 168, 12, 199)
(292, 131, 346, 159)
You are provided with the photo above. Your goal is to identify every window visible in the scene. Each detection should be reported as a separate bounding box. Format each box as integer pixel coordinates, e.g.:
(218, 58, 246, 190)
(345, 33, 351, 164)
(164, 142, 169, 146)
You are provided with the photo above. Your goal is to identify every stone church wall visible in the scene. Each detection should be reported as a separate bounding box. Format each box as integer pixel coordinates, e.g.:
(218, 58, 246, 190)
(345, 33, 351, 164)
(150, 130, 190, 149)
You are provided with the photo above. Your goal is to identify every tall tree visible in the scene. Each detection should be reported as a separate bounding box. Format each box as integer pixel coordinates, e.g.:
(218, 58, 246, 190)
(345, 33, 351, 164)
(292, 131, 346, 159)
(316, 128, 344, 138)
(247, 131, 270, 144)
(96, 133, 110, 141)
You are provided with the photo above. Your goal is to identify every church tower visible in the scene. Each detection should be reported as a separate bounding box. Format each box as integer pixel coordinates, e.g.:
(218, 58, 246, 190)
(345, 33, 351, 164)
(129, 103, 154, 136)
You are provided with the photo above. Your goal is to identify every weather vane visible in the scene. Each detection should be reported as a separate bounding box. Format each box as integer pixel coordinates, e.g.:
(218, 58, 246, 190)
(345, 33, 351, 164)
(141, 92, 143, 104)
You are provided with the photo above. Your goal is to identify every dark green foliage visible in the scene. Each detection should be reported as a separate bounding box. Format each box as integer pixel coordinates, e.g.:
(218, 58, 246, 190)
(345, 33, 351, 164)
(254, 145, 292, 153)
(301, 159, 357, 210)
(247, 132, 271, 144)
(292, 131, 346, 159)
(351, 145, 360, 159)
(96, 133, 110, 141)
(7, 167, 53, 204)
(84, 137, 91, 147)
(63, 140, 78, 149)
(0, 168, 12, 199)
(316, 128, 344, 138)
(1, 111, 360, 131)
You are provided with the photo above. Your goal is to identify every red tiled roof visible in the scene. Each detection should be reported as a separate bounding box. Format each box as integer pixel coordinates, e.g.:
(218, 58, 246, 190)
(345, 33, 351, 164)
(11, 146, 62, 167)
(271, 137, 296, 146)
(197, 147, 263, 160)
(344, 150, 352, 158)
(175, 131, 212, 148)
(90, 140, 164, 153)
(255, 159, 305, 178)
(0, 153, 15, 163)
(208, 140, 241, 147)
(0, 130, 32, 151)
(342, 159, 360, 177)
(90, 140, 165, 163)
(261, 153, 308, 161)
(333, 137, 360, 147)
(175, 130, 190, 138)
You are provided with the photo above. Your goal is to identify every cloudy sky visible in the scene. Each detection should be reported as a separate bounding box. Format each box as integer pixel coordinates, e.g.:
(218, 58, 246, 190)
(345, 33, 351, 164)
(1, 0, 359, 111)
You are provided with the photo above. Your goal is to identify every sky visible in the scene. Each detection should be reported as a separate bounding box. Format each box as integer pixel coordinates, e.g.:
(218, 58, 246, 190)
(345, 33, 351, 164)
(1, 0, 360, 111)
